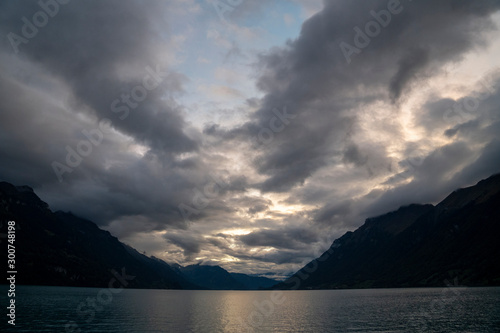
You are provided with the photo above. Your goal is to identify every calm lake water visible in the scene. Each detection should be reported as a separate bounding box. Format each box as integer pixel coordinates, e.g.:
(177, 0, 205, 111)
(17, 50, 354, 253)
(2, 285, 499, 332)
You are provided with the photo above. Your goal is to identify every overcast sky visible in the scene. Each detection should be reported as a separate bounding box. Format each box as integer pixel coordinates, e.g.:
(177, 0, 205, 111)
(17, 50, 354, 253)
(1, 0, 499, 278)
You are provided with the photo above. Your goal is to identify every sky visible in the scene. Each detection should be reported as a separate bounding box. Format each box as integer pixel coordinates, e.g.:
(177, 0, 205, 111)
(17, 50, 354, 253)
(1, 0, 499, 279)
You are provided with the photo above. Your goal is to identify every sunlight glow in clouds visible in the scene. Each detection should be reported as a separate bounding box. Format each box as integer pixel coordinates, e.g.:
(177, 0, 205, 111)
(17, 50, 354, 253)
(221, 229, 254, 236)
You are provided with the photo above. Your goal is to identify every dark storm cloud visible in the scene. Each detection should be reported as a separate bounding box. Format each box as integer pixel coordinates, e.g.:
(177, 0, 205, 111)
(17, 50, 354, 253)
(421, 72, 500, 140)
(418, 69, 500, 136)
(0, 71, 69, 186)
(418, 97, 458, 133)
(244, 250, 312, 265)
(164, 232, 204, 258)
(1, 0, 196, 154)
(239, 226, 320, 250)
(451, 139, 500, 184)
(248, 203, 268, 215)
(342, 144, 367, 167)
(314, 200, 352, 225)
(223, 195, 272, 215)
(444, 120, 480, 138)
(217, 0, 500, 193)
(163, 231, 238, 261)
(389, 47, 430, 101)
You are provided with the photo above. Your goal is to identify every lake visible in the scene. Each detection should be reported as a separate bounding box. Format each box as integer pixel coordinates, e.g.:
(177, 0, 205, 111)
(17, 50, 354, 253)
(2, 286, 499, 332)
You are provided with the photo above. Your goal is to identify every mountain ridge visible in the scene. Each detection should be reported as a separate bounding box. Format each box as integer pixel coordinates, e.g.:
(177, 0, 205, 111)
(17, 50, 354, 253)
(171, 263, 279, 290)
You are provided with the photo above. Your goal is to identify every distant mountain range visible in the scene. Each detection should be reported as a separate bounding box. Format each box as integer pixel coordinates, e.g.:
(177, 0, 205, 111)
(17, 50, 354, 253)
(0, 181, 277, 290)
(172, 264, 278, 290)
(273, 173, 500, 289)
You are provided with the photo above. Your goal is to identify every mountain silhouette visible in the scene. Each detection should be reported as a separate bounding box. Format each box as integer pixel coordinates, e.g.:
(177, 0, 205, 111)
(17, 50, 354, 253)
(172, 263, 278, 290)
